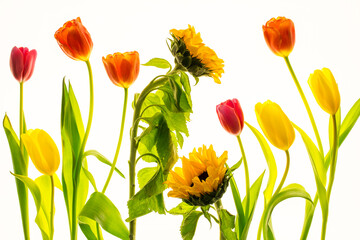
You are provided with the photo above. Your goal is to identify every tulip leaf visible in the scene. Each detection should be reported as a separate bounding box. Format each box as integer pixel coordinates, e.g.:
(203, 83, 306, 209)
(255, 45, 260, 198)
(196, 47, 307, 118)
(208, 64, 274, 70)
(241, 171, 265, 239)
(81, 166, 98, 192)
(262, 184, 312, 240)
(83, 150, 125, 178)
(219, 209, 237, 240)
(142, 58, 172, 70)
(168, 202, 196, 215)
(180, 211, 203, 240)
(79, 192, 129, 240)
(246, 122, 277, 205)
(293, 124, 328, 225)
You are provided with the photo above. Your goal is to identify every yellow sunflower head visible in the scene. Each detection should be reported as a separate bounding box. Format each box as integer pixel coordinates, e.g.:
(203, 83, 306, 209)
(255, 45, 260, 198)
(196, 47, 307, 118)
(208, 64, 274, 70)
(169, 25, 224, 84)
(165, 145, 230, 206)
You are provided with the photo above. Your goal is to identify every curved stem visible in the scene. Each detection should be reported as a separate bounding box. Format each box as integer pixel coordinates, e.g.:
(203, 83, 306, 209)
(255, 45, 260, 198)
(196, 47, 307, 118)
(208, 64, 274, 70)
(284, 57, 324, 157)
(71, 60, 94, 240)
(102, 88, 128, 193)
(215, 200, 225, 240)
(236, 135, 250, 218)
(128, 67, 179, 240)
(19, 81, 30, 240)
(50, 175, 55, 240)
(273, 150, 290, 196)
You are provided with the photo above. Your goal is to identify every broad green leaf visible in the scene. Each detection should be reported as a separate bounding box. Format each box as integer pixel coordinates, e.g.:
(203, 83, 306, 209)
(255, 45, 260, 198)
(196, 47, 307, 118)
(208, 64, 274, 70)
(142, 58, 172, 69)
(293, 124, 328, 221)
(325, 98, 360, 168)
(181, 211, 203, 240)
(83, 150, 125, 178)
(138, 167, 158, 189)
(263, 184, 312, 240)
(168, 202, 196, 215)
(79, 192, 129, 240)
(219, 209, 237, 240)
(12, 173, 49, 240)
(200, 205, 212, 226)
(180, 71, 191, 95)
(246, 122, 277, 204)
(241, 171, 265, 240)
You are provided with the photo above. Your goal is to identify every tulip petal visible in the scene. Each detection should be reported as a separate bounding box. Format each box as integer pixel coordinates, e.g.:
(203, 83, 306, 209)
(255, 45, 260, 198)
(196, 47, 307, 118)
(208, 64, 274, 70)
(22, 49, 37, 82)
(10, 47, 24, 82)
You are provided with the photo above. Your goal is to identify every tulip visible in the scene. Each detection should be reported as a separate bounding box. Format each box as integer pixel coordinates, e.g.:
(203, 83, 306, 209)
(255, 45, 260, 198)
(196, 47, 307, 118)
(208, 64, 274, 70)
(263, 17, 295, 57)
(21, 129, 60, 176)
(308, 68, 340, 115)
(9, 47, 37, 83)
(216, 98, 244, 136)
(102, 51, 140, 88)
(54, 17, 93, 61)
(255, 100, 295, 150)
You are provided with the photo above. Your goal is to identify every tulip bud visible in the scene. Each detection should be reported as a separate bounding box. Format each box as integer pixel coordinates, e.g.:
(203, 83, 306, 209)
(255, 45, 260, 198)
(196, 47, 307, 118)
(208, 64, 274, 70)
(9, 46, 37, 83)
(216, 98, 244, 136)
(255, 100, 295, 151)
(308, 68, 340, 115)
(21, 129, 60, 176)
(54, 17, 93, 61)
(102, 51, 140, 88)
(263, 17, 295, 57)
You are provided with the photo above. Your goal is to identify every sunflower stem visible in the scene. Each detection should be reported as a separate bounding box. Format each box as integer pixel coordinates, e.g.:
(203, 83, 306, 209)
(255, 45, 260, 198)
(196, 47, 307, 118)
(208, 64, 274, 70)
(284, 56, 324, 157)
(215, 200, 226, 240)
(236, 135, 250, 219)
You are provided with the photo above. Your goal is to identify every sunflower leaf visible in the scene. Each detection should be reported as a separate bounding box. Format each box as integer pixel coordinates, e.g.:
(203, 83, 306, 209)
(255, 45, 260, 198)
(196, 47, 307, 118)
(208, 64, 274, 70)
(219, 209, 237, 240)
(180, 211, 203, 240)
(142, 58, 172, 69)
(168, 202, 196, 215)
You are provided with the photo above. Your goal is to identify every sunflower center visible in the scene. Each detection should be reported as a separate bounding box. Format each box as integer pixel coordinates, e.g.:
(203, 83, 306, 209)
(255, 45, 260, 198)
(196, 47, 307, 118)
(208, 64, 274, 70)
(190, 171, 209, 187)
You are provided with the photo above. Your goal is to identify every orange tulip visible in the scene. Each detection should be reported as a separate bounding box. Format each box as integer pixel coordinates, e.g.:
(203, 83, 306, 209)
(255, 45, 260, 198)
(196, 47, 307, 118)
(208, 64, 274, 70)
(54, 17, 93, 61)
(102, 51, 140, 88)
(263, 17, 295, 57)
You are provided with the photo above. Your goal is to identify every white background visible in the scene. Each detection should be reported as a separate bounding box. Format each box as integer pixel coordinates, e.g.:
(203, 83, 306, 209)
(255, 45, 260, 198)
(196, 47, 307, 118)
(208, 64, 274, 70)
(1, 0, 360, 239)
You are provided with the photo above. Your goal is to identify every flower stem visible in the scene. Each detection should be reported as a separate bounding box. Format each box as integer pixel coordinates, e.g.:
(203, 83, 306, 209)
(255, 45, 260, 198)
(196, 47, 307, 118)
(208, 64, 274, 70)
(18, 81, 30, 240)
(273, 150, 290, 196)
(50, 175, 55, 240)
(284, 56, 324, 157)
(215, 200, 225, 240)
(321, 114, 339, 240)
(128, 67, 179, 240)
(71, 60, 94, 240)
(236, 135, 250, 218)
(102, 88, 128, 193)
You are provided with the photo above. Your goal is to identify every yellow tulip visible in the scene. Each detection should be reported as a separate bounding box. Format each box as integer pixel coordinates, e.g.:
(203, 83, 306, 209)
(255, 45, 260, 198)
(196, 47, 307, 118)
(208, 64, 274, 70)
(308, 68, 340, 115)
(21, 129, 60, 175)
(255, 100, 295, 151)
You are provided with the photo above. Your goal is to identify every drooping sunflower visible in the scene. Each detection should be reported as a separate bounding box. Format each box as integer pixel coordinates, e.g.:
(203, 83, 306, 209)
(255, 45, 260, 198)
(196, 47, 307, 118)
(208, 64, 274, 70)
(165, 145, 230, 206)
(169, 25, 225, 84)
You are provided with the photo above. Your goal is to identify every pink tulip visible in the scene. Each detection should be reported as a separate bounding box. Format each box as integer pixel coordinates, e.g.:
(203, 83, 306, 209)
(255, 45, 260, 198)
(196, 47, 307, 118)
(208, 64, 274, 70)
(10, 46, 37, 83)
(216, 98, 245, 136)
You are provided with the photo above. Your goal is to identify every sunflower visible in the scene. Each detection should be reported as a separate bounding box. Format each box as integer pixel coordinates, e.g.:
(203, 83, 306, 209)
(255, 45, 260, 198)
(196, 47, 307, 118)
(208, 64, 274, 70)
(165, 145, 230, 206)
(169, 25, 224, 84)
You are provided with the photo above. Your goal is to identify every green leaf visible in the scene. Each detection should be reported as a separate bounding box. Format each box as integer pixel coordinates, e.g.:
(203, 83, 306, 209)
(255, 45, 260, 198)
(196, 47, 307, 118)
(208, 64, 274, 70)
(263, 184, 312, 240)
(79, 192, 129, 240)
(142, 58, 172, 69)
(138, 167, 158, 189)
(228, 171, 245, 239)
(246, 122, 277, 205)
(180, 211, 203, 240)
(168, 202, 196, 215)
(241, 171, 265, 239)
(83, 150, 125, 179)
(82, 166, 98, 192)
(293, 124, 328, 222)
(200, 205, 212, 227)
(229, 157, 243, 172)
(219, 209, 237, 240)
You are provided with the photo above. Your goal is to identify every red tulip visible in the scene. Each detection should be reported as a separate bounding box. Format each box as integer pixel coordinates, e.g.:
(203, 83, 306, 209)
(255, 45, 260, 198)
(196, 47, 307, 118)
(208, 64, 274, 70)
(10, 46, 37, 83)
(216, 98, 244, 136)
(263, 17, 295, 57)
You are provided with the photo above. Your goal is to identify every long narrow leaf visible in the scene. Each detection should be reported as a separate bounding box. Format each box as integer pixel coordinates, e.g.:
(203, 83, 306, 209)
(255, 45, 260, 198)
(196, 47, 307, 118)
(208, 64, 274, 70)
(83, 150, 125, 178)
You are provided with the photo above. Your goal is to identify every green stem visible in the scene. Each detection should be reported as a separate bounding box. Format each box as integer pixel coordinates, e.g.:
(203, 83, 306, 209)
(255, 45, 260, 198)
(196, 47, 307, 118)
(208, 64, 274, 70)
(50, 175, 55, 240)
(273, 150, 290, 196)
(284, 56, 324, 157)
(18, 81, 30, 240)
(71, 60, 94, 240)
(236, 135, 250, 218)
(215, 200, 225, 240)
(321, 115, 338, 240)
(128, 67, 179, 240)
(102, 88, 128, 193)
